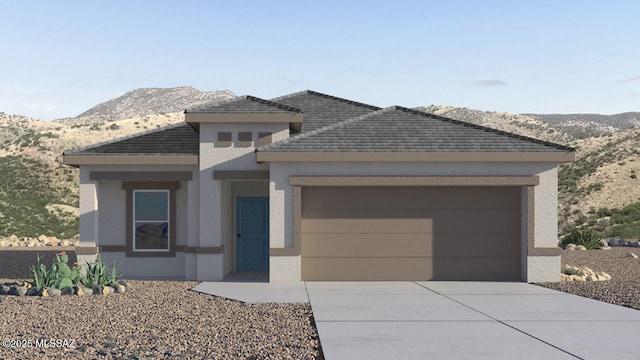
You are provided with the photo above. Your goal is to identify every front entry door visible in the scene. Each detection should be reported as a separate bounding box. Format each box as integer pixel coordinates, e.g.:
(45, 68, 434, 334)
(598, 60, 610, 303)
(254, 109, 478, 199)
(236, 197, 269, 271)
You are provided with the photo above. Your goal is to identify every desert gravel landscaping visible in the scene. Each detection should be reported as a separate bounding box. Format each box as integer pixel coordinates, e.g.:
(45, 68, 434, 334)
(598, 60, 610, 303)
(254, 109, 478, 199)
(0, 250, 322, 360)
(536, 247, 640, 310)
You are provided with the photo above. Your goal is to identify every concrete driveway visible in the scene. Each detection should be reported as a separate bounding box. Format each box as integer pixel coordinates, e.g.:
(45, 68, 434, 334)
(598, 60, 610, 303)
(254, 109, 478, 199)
(307, 282, 640, 360)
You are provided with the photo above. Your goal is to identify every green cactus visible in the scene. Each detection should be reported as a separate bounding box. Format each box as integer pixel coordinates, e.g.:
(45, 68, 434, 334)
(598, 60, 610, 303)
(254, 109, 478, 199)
(58, 278, 73, 289)
(54, 252, 69, 267)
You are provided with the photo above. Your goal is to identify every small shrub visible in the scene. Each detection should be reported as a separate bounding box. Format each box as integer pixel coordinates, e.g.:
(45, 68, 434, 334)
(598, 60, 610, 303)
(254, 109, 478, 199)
(108, 123, 119, 130)
(596, 208, 612, 217)
(79, 256, 121, 287)
(560, 230, 601, 249)
(632, 174, 637, 179)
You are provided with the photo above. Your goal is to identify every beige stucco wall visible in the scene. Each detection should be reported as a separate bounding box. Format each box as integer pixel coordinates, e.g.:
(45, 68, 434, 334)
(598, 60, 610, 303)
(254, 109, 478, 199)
(78, 165, 197, 279)
(269, 161, 561, 282)
(198, 122, 288, 280)
(100, 252, 187, 280)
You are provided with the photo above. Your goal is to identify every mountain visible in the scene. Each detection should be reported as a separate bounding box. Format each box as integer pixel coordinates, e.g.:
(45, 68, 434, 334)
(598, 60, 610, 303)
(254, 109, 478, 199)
(72, 86, 235, 122)
(0, 90, 638, 240)
(415, 105, 571, 144)
(525, 112, 640, 139)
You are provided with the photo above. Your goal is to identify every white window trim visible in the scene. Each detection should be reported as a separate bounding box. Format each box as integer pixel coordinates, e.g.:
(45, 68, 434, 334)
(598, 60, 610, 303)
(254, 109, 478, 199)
(132, 189, 170, 252)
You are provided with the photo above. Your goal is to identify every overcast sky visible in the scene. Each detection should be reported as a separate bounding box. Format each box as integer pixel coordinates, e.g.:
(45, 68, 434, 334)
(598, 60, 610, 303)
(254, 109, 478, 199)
(1, 1, 639, 120)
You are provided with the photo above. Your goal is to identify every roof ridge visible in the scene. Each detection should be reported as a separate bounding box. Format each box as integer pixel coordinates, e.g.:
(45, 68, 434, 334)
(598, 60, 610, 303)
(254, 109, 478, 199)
(393, 106, 576, 152)
(63, 122, 191, 155)
(185, 95, 303, 113)
(271, 90, 382, 111)
(256, 107, 394, 152)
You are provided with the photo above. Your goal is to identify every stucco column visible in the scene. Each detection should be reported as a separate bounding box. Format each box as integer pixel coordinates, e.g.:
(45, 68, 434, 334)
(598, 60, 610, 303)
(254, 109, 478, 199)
(78, 168, 99, 266)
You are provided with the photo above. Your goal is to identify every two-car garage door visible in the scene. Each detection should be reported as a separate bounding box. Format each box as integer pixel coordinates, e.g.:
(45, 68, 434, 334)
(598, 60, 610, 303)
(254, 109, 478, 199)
(301, 186, 521, 281)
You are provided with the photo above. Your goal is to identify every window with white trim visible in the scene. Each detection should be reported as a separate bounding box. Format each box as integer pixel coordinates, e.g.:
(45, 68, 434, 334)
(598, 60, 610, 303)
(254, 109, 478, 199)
(133, 190, 170, 252)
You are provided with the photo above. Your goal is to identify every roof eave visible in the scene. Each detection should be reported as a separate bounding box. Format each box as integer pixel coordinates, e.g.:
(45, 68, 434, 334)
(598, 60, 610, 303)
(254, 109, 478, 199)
(62, 154, 199, 166)
(184, 112, 303, 124)
(255, 151, 576, 163)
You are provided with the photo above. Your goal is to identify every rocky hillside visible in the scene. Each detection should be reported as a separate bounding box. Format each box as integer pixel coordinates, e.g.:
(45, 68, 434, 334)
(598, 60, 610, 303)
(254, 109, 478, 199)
(525, 112, 640, 139)
(416, 105, 572, 144)
(70, 86, 235, 122)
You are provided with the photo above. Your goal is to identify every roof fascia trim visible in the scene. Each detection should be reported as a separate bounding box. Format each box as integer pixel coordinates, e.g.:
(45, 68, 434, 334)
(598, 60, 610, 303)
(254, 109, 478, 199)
(63, 154, 199, 166)
(256, 151, 575, 163)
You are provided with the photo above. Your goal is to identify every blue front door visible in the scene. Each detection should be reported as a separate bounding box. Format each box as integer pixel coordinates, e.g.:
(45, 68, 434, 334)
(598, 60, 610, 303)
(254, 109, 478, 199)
(236, 197, 269, 271)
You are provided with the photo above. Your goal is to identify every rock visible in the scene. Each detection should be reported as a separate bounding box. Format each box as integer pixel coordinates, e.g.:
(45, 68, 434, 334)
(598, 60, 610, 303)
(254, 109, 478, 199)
(61, 286, 75, 295)
(92, 285, 104, 295)
(563, 264, 581, 275)
(629, 253, 639, 259)
(9, 286, 28, 296)
(598, 239, 610, 249)
(111, 284, 126, 294)
(0, 284, 11, 295)
(116, 280, 132, 292)
(45, 288, 61, 297)
(37, 234, 48, 242)
(26, 287, 41, 296)
(576, 245, 587, 251)
(628, 241, 640, 248)
(562, 265, 611, 282)
(610, 239, 626, 246)
(565, 243, 576, 250)
(80, 286, 93, 296)
(104, 286, 114, 294)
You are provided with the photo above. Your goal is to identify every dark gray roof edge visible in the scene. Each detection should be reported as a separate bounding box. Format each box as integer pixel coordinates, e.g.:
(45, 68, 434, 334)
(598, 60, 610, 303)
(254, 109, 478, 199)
(395, 106, 576, 152)
(256, 107, 393, 152)
(62, 122, 192, 155)
(184, 95, 303, 114)
(271, 90, 382, 111)
(62, 152, 197, 157)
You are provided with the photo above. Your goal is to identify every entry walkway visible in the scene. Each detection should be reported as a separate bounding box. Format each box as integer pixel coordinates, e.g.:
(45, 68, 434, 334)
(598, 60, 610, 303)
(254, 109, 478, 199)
(193, 281, 640, 359)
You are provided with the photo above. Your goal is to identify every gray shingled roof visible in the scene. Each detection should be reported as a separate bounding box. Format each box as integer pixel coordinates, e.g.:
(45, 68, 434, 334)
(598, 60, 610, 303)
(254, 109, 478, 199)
(270, 90, 381, 132)
(257, 106, 575, 153)
(185, 95, 302, 114)
(64, 123, 198, 155)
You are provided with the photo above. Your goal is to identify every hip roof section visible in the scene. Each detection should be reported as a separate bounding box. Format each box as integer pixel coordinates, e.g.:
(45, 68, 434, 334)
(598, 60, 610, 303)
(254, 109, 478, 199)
(258, 106, 575, 153)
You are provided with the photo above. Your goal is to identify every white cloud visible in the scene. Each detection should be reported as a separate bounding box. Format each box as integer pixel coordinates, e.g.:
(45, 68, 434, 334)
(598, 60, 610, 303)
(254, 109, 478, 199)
(475, 80, 507, 87)
(27, 103, 57, 111)
(617, 76, 640, 83)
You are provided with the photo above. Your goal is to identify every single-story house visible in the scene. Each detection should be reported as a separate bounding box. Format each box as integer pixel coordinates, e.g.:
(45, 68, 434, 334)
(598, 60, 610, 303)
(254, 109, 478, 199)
(63, 90, 575, 282)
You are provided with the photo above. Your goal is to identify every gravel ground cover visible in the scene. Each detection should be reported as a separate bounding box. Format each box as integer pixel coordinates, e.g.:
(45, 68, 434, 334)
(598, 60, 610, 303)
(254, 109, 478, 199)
(536, 247, 640, 310)
(0, 250, 322, 359)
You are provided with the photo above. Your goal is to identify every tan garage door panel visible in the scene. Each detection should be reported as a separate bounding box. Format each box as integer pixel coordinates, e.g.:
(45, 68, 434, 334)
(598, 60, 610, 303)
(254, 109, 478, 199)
(303, 186, 520, 210)
(301, 233, 520, 258)
(302, 257, 521, 281)
(301, 209, 520, 234)
(301, 186, 521, 281)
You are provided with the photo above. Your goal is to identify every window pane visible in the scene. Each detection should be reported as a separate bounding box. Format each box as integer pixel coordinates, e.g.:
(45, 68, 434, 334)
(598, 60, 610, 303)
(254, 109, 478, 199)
(135, 191, 168, 221)
(135, 222, 169, 250)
